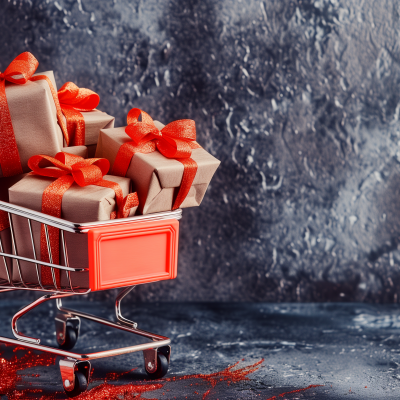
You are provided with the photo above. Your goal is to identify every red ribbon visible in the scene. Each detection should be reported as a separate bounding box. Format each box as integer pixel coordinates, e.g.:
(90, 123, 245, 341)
(0, 52, 69, 181)
(112, 108, 201, 210)
(58, 82, 100, 146)
(28, 152, 139, 287)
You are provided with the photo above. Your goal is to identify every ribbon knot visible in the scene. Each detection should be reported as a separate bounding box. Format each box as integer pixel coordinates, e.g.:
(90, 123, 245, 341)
(124, 108, 198, 159)
(112, 108, 201, 210)
(58, 82, 100, 146)
(28, 152, 139, 288)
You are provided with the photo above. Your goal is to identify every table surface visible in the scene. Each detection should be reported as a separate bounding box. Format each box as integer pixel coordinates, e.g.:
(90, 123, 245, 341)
(0, 299, 399, 399)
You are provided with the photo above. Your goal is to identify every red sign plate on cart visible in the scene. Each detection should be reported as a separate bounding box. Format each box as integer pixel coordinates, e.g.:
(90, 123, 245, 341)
(88, 219, 179, 291)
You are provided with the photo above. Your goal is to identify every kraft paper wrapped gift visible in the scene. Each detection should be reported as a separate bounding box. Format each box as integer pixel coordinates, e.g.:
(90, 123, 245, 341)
(0, 174, 27, 283)
(0, 146, 86, 283)
(61, 145, 88, 159)
(96, 122, 220, 215)
(57, 82, 115, 157)
(8, 173, 137, 289)
(0, 70, 65, 177)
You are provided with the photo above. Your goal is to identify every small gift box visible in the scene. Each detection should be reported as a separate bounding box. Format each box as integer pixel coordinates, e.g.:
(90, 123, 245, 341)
(8, 152, 138, 289)
(58, 82, 115, 157)
(0, 52, 70, 178)
(0, 146, 87, 283)
(96, 108, 220, 215)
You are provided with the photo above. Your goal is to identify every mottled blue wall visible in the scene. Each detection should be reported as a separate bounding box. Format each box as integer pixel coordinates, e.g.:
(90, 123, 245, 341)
(2, 0, 400, 302)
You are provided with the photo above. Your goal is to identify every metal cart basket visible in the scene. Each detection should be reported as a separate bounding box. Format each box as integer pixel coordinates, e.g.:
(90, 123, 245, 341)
(0, 200, 181, 397)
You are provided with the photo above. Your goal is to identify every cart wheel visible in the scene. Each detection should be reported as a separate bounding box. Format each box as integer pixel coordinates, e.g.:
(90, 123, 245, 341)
(64, 371, 88, 398)
(58, 325, 78, 351)
(146, 352, 169, 379)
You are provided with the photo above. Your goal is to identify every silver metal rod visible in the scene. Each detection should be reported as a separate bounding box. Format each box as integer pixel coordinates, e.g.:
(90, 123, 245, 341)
(115, 286, 138, 328)
(57, 301, 168, 342)
(0, 201, 182, 233)
(12, 292, 75, 344)
(43, 224, 58, 290)
(0, 284, 90, 294)
(60, 230, 74, 293)
(0, 252, 86, 272)
(0, 231, 13, 286)
(8, 213, 27, 288)
(27, 218, 43, 290)
(0, 336, 171, 361)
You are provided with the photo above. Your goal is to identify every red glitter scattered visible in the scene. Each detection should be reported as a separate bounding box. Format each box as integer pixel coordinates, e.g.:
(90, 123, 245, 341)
(0, 347, 268, 400)
(167, 358, 264, 387)
(265, 384, 324, 400)
(0, 346, 56, 399)
(166, 359, 264, 399)
(104, 367, 137, 382)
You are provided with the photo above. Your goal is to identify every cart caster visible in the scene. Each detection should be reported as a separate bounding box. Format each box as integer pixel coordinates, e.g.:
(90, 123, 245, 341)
(60, 359, 91, 398)
(144, 346, 170, 379)
(55, 313, 80, 351)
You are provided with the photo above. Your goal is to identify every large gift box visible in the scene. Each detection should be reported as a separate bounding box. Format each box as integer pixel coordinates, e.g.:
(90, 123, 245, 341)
(96, 108, 220, 215)
(8, 152, 138, 289)
(58, 82, 114, 157)
(0, 52, 69, 178)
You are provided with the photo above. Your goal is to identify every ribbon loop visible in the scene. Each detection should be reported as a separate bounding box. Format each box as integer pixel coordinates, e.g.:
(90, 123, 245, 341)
(3, 52, 39, 84)
(58, 82, 100, 146)
(58, 82, 100, 112)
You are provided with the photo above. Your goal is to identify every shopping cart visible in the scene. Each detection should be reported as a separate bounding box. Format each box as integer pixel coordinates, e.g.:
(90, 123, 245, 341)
(0, 200, 181, 397)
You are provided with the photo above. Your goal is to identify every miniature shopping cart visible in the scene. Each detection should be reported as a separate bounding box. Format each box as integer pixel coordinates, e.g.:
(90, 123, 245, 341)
(0, 200, 181, 397)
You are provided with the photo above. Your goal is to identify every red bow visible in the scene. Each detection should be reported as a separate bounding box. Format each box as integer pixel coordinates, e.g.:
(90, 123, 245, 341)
(58, 82, 100, 146)
(112, 108, 201, 210)
(28, 152, 139, 287)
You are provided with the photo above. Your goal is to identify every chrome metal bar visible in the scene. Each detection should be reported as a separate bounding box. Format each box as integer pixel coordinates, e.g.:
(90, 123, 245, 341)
(0, 336, 171, 361)
(56, 299, 168, 342)
(27, 218, 43, 290)
(0, 230, 13, 286)
(44, 224, 58, 290)
(8, 213, 27, 287)
(115, 286, 138, 328)
(0, 201, 182, 233)
(0, 252, 86, 272)
(12, 292, 75, 344)
(0, 284, 90, 294)
(61, 230, 74, 293)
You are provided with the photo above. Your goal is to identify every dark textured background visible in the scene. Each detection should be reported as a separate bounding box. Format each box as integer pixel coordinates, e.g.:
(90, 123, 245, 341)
(1, 0, 400, 303)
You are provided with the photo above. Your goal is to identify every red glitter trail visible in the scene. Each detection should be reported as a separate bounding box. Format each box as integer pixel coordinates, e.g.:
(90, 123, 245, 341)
(166, 358, 264, 399)
(265, 384, 324, 400)
(167, 358, 264, 387)
(0, 346, 56, 399)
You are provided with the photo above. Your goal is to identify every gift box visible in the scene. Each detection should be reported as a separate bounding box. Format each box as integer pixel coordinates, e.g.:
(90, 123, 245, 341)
(58, 82, 114, 157)
(0, 146, 86, 284)
(0, 53, 69, 178)
(8, 152, 138, 289)
(96, 109, 220, 215)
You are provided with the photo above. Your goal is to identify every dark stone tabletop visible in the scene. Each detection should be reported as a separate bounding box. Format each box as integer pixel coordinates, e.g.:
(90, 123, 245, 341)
(0, 298, 400, 399)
